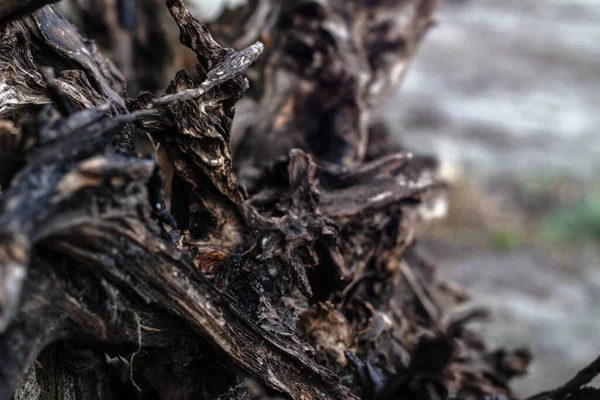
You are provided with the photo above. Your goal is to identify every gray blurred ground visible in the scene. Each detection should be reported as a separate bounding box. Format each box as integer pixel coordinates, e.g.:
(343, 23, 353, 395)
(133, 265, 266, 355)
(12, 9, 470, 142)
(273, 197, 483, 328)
(200, 0, 600, 396)
(378, 0, 600, 181)
(378, 0, 600, 396)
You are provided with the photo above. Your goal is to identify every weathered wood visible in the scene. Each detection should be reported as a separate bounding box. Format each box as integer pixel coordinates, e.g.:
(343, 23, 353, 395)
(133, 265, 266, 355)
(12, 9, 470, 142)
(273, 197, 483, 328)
(4, 1, 582, 400)
(209, 0, 438, 184)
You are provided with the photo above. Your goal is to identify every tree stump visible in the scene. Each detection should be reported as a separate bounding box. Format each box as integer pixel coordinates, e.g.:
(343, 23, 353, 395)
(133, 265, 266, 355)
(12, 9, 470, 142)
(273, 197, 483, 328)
(0, 1, 598, 399)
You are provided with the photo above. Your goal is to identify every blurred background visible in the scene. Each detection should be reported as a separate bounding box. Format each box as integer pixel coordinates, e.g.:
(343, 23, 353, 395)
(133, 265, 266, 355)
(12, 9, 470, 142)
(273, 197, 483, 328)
(69, 0, 600, 396)
(374, 1, 600, 396)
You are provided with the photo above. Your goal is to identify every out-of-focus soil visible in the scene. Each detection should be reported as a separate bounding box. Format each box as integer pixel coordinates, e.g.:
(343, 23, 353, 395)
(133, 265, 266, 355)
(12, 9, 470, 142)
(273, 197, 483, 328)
(379, 0, 600, 181)
(377, 0, 600, 396)
(424, 240, 600, 396)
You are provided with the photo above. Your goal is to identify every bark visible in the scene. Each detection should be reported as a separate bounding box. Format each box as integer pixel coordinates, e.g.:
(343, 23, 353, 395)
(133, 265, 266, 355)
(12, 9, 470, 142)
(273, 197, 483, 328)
(0, 1, 598, 400)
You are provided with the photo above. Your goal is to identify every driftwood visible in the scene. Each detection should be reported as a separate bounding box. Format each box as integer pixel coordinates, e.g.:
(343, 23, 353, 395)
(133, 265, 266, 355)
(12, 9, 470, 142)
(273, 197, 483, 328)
(0, 1, 598, 399)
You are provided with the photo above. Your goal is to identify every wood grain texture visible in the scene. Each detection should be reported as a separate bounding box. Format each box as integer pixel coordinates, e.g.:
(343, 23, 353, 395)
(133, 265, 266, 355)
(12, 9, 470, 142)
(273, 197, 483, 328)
(4, 1, 586, 400)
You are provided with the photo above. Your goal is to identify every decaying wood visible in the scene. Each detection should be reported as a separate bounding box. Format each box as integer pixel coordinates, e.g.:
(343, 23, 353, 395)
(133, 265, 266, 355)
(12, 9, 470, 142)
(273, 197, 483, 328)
(1, 1, 598, 399)
(209, 0, 438, 184)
